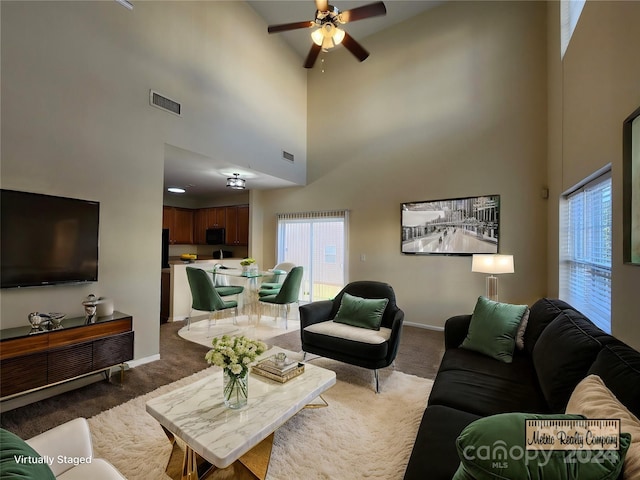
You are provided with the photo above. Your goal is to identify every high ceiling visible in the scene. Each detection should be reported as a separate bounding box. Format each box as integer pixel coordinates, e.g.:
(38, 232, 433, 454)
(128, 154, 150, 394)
(164, 1, 440, 201)
(247, 1, 440, 59)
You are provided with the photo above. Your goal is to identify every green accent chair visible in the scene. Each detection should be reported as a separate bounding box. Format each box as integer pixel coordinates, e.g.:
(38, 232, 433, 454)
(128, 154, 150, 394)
(258, 266, 303, 330)
(186, 267, 239, 330)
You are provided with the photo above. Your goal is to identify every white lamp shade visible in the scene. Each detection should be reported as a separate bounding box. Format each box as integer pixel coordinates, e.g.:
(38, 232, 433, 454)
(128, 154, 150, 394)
(471, 254, 514, 274)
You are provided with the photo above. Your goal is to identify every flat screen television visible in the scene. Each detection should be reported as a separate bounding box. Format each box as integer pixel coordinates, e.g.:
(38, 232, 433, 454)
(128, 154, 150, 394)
(1, 189, 99, 288)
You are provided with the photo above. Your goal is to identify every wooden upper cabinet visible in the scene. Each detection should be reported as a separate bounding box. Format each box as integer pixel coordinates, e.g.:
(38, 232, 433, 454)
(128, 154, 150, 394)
(209, 207, 226, 229)
(162, 205, 174, 230)
(194, 207, 226, 245)
(163, 206, 194, 244)
(225, 205, 249, 246)
(164, 205, 247, 246)
(194, 209, 208, 245)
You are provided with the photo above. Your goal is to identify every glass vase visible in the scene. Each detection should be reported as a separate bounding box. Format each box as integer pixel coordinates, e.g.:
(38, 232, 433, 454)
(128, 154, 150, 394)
(223, 369, 248, 409)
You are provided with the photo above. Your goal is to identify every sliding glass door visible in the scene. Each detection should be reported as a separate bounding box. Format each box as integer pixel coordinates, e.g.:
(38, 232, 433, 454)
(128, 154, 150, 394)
(276, 210, 348, 302)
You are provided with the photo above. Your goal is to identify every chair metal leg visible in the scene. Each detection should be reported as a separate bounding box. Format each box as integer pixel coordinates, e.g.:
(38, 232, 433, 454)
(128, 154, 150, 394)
(303, 351, 307, 361)
(187, 310, 192, 330)
(374, 369, 380, 394)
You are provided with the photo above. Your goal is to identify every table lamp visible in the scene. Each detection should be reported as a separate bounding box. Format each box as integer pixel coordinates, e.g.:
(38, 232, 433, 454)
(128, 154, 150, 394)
(471, 254, 514, 301)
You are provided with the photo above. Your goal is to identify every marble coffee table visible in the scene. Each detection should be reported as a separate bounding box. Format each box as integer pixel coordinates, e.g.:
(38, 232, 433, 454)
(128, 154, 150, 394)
(145, 348, 336, 480)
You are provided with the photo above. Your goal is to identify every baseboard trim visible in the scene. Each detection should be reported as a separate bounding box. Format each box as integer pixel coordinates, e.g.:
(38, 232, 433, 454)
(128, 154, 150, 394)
(127, 354, 161, 368)
(404, 321, 444, 332)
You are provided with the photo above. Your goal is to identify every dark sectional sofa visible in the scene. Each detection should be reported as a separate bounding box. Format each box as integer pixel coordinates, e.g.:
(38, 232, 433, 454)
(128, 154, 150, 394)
(403, 298, 640, 480)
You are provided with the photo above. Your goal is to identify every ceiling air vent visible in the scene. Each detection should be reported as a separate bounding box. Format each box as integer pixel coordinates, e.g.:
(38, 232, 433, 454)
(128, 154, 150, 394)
(149, 90, 181, 117)
(282, 150, 294, 163)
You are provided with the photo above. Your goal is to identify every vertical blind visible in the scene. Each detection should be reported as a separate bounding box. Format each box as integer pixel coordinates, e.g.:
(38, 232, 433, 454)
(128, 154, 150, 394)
(560, 171, 612, 332)
(276, 210, 349, 302)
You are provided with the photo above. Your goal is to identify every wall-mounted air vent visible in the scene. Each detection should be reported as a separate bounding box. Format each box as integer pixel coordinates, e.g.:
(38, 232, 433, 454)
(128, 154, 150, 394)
(282, 150, 294, 163)
(149, 90, 182, 117)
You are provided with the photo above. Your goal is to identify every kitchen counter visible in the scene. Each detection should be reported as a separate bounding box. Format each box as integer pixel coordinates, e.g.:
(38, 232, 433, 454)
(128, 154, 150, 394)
(164, 258, 245, 322)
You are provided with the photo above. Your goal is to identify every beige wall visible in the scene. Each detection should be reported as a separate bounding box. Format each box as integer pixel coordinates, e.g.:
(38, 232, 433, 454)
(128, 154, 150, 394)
(547, 1, 640, 349)
(0, 1, 306, 360)
(259, 1, 549, 328)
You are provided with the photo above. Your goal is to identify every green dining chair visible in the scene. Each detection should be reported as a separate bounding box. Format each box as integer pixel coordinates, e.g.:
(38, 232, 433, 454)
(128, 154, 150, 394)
(186, 267, 239, 330)
(258, 262, 295, 297)
(211, 269, 245, 299)
(258, 266, 303, 330)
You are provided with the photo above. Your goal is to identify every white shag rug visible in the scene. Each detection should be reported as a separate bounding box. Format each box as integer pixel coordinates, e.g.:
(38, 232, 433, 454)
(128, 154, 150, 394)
(177, 314, 300, 348)
(88, 359, 432, 480)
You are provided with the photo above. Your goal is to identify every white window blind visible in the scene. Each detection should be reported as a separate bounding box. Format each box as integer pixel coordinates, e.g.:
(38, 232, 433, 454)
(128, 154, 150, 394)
(560, 0, 586, 59)
(276, 210, 348, 302)
(560, 170, 612, 332)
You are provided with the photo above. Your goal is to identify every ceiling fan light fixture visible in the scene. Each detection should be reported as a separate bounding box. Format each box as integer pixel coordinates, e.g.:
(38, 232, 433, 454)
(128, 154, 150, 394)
(332, 28, 345, 45)
(311, 28, 324, 46)
(311, 23, 345, 49)
(226, 173, 246, 190)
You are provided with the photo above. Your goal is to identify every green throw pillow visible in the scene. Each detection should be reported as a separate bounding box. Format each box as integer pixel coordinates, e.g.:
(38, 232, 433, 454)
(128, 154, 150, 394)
(461, 296, 528, 363)
(0, 428, 56, 480)
(453, 413, 631, 480)
(333, 292, 389, 330)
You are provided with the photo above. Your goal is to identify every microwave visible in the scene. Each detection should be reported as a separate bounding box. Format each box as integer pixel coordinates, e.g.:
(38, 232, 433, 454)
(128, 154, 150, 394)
(206, 228, 225, 245)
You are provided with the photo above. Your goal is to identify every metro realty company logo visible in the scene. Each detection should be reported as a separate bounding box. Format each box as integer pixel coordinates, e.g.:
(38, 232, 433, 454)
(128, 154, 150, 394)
(461, 418, 622, 470)
(525, 418, 621, 451)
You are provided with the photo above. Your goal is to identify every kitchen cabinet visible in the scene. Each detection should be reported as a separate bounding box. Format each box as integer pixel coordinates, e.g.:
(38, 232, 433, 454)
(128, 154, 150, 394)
(161, 271, 170, 324)
(163, 206, 194, 244)
(194, 207, 226, 245)
(225, 205, 249, 246)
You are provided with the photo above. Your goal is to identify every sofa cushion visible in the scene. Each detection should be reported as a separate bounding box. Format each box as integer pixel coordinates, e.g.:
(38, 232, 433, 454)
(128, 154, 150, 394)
(333, 292, 388, 330)
(524, 298, 574, 355)
(453, 412, 631, 480)
(303, 321, 392, 344)
(566, 374, 640, 480)
(404, 405, 481, 480)
(428, 348, 548, 416)
(461, 296, 528, 363)
(301, 326, 389, 362)
(588, 343, 640, 419)
(0, 428, 56, 480)
(532, 310, 604, 412)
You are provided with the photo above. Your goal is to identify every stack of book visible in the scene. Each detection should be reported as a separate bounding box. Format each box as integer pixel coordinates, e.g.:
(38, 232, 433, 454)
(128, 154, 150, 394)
(252, 355, 305, 383)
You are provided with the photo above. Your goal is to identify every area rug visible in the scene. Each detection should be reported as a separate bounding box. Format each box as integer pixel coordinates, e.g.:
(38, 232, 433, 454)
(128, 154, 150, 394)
(88, 358, 432, 480)
(177, 314, 300, 348)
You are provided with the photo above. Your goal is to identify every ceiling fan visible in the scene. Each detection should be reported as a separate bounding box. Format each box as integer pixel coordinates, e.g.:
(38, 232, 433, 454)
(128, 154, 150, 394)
(267, 0, 387, 69)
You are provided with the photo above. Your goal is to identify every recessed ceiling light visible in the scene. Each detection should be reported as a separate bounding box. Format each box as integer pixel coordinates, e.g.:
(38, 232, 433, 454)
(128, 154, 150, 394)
(167, 187, 186, 194)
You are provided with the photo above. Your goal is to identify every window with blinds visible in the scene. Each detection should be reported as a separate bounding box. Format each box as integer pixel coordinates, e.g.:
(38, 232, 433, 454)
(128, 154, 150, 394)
(560, 0, 586, 59)
(559, 170, 612, 332)
(276, 210, 348, 302)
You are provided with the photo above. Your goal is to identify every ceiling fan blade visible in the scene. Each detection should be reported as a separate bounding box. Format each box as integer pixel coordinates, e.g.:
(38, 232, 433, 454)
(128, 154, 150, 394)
(268, 21, 315, 34)
(304, 44, 322, 69)
(341, 32, 370, 62)
(340, 1, 387, 23)
(315, 0, 329, 12)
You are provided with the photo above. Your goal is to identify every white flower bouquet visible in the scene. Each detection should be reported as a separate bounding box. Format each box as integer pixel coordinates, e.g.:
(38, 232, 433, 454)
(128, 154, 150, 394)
(205, 335, 267, 408)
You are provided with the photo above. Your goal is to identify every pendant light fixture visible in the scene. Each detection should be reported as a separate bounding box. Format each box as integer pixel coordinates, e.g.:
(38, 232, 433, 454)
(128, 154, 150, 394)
(226, 173, 246, 190)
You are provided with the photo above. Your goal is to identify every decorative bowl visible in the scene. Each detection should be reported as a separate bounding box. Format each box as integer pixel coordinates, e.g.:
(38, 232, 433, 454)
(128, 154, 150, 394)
(48, 313, 66, 328)
(28, 313, 43, 328)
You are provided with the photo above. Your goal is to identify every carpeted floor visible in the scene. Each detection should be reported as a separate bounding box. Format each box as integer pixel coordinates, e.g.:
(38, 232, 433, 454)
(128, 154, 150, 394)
(1, 319, 444, 440)
(88, 359, 434, 480)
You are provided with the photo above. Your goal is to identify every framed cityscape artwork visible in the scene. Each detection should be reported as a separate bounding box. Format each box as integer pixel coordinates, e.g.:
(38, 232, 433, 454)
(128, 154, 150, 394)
(623, 104, 640, 265)
(401, 195, 500, 256)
